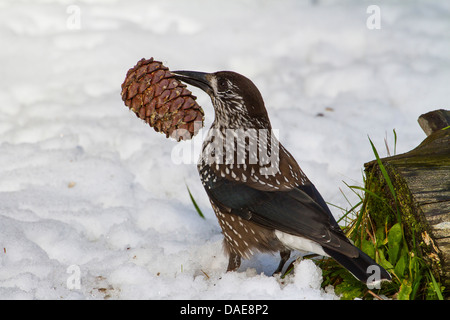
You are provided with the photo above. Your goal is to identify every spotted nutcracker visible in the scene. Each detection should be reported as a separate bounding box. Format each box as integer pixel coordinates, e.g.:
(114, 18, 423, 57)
(172, 70, 391, 284)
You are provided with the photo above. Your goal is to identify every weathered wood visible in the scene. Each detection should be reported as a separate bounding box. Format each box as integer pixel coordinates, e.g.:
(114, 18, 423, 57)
(364, 109, 450, 286)
(418, 109, 450, 137)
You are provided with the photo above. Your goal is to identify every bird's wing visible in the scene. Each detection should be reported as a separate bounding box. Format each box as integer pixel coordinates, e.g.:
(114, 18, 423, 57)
(205, 175, 359, 258)
(200, 138, 358, 257)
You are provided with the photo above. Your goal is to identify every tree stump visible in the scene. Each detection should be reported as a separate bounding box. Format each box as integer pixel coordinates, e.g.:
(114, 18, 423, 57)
(364, 109, 450, 287)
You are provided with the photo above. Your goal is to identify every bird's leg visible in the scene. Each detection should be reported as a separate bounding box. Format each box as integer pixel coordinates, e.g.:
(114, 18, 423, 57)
(226, 252, 241, 272)
(273, 250, 291, 275)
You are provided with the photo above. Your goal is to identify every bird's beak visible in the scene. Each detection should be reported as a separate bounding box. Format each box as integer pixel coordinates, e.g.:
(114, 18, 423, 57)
(172, 71, 213, 96)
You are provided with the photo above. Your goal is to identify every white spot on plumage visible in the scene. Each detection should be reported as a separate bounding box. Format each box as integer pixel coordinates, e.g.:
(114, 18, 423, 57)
(274, 231, 329, 256)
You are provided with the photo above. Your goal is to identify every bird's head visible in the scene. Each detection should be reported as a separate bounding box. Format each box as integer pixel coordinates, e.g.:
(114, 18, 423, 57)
(173, 70, 270, 129)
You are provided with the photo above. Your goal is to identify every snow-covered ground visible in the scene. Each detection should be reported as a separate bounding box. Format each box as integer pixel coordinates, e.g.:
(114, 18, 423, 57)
(0, 0, 449, 299)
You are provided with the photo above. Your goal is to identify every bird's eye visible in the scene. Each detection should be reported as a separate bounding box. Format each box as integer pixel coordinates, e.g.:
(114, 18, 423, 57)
(217, 79, 228, 92)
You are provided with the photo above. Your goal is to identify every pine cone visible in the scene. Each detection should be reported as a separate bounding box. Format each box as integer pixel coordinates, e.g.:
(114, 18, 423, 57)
(121, 58, 204, 141)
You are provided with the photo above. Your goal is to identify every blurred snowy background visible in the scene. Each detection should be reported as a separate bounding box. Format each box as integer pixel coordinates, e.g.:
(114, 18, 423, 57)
(0, 0, 449, 299)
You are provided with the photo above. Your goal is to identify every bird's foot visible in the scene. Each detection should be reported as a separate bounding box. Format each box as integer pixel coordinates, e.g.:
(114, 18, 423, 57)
(272, 250, 291, 276)
(226, 252, 241, 272)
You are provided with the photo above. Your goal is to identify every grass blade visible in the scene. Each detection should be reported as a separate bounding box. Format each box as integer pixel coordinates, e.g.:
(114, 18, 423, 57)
(429, 271, 444, 300)
(368, 136, 401, 222)
(186, 183, 205, 219)
(393, 129, 397, 156)
(348, 185, 385, 202)
(342, 181, 364, 201)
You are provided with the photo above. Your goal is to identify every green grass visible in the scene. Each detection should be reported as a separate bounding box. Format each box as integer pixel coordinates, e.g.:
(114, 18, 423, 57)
(186, 183, 205, 219)
(316, 133, 446, 300)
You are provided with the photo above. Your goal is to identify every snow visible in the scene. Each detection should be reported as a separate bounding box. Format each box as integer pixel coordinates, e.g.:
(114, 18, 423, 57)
(1, 0, 449, 300)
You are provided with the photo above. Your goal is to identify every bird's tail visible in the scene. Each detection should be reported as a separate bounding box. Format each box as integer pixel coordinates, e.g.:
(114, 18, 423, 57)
(323, 246, 392, 285)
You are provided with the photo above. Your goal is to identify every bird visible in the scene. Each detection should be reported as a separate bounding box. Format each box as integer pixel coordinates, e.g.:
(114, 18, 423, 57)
(172, 70, 391, 284)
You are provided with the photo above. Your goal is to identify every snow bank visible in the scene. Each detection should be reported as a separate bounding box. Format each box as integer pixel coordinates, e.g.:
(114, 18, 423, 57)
(1, 0, 449, 299)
